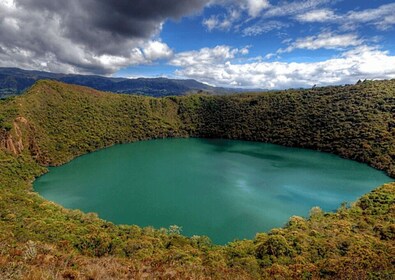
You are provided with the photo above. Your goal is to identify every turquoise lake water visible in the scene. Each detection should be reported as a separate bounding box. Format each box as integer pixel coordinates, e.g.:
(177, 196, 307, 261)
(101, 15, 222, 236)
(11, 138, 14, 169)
(34, 138, 392, 244)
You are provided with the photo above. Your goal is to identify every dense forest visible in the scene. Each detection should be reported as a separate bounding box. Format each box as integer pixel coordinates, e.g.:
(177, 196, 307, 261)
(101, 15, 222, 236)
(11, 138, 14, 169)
(0, 80, 394, 279)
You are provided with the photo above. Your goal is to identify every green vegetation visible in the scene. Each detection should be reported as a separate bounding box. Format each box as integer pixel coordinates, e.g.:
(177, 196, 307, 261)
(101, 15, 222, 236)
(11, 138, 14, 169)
(0, 80, 394, 279)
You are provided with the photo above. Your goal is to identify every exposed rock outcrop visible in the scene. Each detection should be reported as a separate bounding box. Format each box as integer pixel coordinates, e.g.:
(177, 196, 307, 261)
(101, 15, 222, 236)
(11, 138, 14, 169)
(0, 116, 42, 160)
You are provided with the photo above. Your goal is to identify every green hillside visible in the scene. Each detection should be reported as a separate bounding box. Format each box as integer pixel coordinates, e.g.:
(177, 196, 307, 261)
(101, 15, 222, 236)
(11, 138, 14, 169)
(0, 80, 394, 279)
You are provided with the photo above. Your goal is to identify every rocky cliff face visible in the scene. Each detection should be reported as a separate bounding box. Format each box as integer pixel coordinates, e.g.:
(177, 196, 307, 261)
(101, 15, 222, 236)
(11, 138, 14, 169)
(0, 116, 45, 163)
(0, 125, 22, 155)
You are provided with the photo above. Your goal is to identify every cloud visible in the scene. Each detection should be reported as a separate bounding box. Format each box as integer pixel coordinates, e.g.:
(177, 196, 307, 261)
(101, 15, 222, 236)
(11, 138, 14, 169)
(347, 3, 395, 30)
(204, 0, 330, 34)
(212, 0, 327, 19)
(206, 1, 395, 37)
(203, 0, 270, 32)
(203, 16, 222, 31)
(295, 9, 339, 22)
(171, 45, 249, 66)
(244, 0, 270, 17)
(203, 9, 241, 31)
(278, 32, 363, 53)
(142, 41, 173, 61)
(210, 0, 270, 17)
(243, 21, 290, 36)
(296, 3, 395, 30)
(171, 45, 395, 89)
(0, 0, 209, 74)
(262, 0, 332, 18)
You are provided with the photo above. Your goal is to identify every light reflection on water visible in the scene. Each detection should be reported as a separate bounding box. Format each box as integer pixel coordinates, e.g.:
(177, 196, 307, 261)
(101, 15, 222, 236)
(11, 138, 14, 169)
(34, 138, 392, 244)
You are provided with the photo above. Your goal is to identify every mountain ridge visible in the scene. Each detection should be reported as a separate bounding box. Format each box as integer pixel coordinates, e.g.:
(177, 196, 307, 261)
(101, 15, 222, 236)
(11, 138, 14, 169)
(0, 67, 260, 98)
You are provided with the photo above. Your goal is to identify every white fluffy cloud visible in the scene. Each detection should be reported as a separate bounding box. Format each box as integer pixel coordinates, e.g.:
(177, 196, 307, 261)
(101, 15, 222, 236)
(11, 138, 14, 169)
(244, 0, 270, 17)
(171, 45, 248, 66)
(171, 45, 395, 89)
(142, 41, 173, 61)
(0, 37, 173, 75)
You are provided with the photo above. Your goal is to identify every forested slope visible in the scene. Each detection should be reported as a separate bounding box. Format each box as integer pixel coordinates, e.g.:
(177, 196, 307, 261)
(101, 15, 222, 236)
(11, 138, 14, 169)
(178, 80, 395, 177)
(0, 80, 394, 279)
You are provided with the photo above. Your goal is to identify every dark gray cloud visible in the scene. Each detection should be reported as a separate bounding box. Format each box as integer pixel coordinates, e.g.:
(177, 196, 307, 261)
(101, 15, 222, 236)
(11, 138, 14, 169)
(16, 0, 209, 53)
(0, 0, 209, 74)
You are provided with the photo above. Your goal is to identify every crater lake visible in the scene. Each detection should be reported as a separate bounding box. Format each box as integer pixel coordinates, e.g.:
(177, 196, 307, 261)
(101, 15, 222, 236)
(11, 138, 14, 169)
(34, 138, 392, 244)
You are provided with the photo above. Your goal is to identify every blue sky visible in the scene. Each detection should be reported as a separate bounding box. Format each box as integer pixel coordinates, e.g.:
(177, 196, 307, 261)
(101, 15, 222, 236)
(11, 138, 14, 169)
(117, 0, 395, 88)
(1, 0, 395, 89)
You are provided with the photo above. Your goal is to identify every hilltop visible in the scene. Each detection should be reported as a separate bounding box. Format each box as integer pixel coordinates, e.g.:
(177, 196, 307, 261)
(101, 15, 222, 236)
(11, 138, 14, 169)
(0, 80, 394, 279)
(0, 67, 257, 98)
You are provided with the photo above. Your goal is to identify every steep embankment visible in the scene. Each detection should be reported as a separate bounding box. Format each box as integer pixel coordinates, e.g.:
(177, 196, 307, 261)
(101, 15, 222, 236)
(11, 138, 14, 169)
(11, 80, 395, 177)
(17, 81, 188, 165)
(0, 80, 394, 279)
(180, 80, 395, 177)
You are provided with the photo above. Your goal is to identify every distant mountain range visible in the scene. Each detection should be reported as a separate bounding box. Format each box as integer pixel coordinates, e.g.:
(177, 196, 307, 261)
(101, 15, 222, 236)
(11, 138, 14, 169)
(0, 67, 260, 98)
